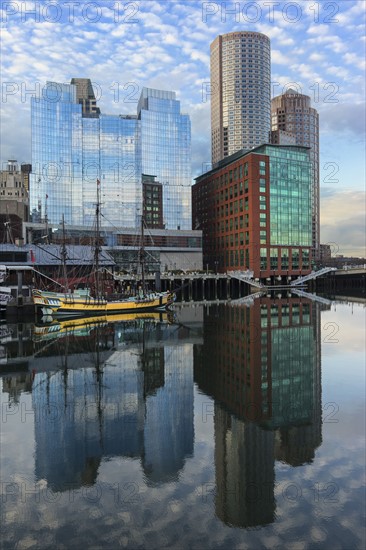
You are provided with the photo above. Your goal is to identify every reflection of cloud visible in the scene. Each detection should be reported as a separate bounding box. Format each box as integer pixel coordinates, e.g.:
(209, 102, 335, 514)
(322, 305, 366, 354)
(320, 189, 366, 256)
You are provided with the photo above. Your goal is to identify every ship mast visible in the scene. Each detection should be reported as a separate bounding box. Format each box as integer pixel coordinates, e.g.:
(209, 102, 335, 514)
(60, 214, 69, 292)
(139, 212, 146, 295)
(94, 179, 101, 297)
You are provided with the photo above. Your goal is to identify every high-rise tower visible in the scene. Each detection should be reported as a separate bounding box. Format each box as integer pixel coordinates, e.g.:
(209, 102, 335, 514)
(30, 81, 191, 230)
(210, 31, 271, 164)
(271, 89, 320, 259)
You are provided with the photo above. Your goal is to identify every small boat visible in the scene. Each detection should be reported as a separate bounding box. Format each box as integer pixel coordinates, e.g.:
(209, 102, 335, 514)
(32, 181, 175, 318)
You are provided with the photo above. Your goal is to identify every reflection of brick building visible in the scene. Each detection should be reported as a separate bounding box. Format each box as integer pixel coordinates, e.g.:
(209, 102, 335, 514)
(193, 144, 312, 280)
(194, 297, 322, 460)
(194, 296, 323, 527)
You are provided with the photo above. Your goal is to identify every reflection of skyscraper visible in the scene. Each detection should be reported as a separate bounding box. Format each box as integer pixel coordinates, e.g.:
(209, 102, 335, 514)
(31, 321, 195, 490)
(274, 300, 324, 465)
(142, 343, 194, 484)
(33, 362, 145, 491)
(194, 297, 323, 527)
(2, 373, 33, 404)
(215, 404, 275, 528)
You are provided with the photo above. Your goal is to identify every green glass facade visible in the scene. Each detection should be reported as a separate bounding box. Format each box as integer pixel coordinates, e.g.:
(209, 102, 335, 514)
(256, 145, 312, 248)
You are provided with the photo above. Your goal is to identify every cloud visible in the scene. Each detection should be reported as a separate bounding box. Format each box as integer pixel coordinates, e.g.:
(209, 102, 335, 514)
(343, 52, 366, 71)
(321, 103, 366, 136)
(306, 24, 330, 36)
(309, 53, 324, 62)
(271, 49, 291, 65)
(289, 63, 321, 82)
(320, 189, 366, 256)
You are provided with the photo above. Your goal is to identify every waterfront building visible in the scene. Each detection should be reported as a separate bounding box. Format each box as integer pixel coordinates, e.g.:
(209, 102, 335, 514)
(269, 129, 297, 146)
(210, 31, 271, 164)
(0, 160, 30, 222)
(142, 174, 164, 229)
(30, 80, 191, 231)
(319, 243, 332, 265)
(192, 144, 312, 280)
(21, 222, 202, 273)
(271, 89, 320, 259)
(70, 77, 100, 117)
(138, 88, 192, 230)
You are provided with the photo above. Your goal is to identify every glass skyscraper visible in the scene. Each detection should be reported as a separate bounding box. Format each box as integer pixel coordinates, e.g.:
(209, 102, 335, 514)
(30, 81, 191, 230)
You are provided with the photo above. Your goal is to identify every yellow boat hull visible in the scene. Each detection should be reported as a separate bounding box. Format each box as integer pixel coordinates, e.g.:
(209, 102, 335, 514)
(32, 289, 175, 317)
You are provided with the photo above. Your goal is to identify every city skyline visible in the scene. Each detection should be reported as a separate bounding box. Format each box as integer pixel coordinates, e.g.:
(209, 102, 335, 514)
(1, 0, 365, 255)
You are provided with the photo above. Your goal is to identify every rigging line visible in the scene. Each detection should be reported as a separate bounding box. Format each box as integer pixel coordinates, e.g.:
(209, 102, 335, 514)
(32, 267, 65, 288)
(31, 242, 64, 262)
(99, 213, 141, 249)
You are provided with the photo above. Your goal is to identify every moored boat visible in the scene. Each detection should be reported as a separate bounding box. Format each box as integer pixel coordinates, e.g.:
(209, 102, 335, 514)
(32, 288, 175, 317)
(32, 181, 175, 317)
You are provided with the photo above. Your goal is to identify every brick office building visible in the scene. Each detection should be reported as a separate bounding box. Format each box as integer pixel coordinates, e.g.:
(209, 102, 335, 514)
(192, 144, 312, 282)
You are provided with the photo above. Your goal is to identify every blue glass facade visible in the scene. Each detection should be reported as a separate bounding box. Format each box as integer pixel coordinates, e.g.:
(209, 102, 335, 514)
(30, 82, 191, 230)
(138, 88, 191, 230)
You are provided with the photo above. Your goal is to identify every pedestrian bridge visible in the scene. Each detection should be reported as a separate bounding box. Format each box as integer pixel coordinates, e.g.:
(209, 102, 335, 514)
(290, 267, 337, 286)
(227, 270, 266, 288)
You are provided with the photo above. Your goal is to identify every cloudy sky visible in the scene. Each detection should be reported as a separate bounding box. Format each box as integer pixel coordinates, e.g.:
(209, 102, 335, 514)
(1, 0, 365, 255)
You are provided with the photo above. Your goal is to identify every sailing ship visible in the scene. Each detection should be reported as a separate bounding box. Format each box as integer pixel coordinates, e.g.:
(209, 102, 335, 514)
(32, 181, 175, 317)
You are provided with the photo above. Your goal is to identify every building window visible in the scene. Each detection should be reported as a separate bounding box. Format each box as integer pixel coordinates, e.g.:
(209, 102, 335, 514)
(270, 248, 278, 270)
(260, 248, 267, 269)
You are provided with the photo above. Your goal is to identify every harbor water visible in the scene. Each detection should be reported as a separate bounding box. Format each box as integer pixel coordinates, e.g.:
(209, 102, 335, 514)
(0, 294, 365, 549)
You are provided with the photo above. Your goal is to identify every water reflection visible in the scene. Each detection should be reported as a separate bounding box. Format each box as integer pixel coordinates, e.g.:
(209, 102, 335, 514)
(0, 295, 364, 548)
(194, 296, 325, 528)
(16, 314, 192, 492)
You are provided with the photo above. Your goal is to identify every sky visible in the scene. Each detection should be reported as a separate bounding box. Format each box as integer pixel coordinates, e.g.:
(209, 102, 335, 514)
(0, 0, 365, 256)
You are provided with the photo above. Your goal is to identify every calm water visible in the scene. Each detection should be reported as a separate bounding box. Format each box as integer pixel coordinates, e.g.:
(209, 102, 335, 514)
(0, 294, 365, 550)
